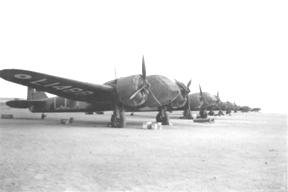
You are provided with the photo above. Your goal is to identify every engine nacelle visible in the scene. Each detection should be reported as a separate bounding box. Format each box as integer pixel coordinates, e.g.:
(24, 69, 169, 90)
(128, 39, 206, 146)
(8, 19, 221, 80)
(145, 75, 180, 107)
(116, 75, 148, 107)
(170, 94, 187, 109)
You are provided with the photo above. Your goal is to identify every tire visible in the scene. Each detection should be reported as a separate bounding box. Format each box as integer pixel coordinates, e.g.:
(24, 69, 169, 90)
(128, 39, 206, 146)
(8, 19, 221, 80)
(156, 112, 169, 125)
(118, 111, 126, 128)
(156, 113, 162, 122)
(200, 110, 208, 118)
(110, 112, 126, 128)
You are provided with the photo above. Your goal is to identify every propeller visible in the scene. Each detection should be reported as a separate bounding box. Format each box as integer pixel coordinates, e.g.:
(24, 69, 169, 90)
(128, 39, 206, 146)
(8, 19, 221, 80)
(216, 91, 223, 114)
(198, 85, 204, 109)
(198, 84, 210, 110)
(129, 56, 162, 106)
(199, 85, 203, 101)
(174, 79, 192, 118)
(215, 92, 222, 105)
(174, 79, 191, 95)
(186, 80, 192, 113)
(187, 79, 192, 90)
(234, 101, 239, 110)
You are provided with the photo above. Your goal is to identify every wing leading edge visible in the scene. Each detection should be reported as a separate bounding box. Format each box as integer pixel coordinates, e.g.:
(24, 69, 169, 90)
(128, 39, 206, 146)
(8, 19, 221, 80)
(0, 69, 114, 104)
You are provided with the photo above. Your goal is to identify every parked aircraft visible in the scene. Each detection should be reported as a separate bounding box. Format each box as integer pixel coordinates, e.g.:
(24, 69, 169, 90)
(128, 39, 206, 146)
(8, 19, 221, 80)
(187, 86, 222, 118)
(233, 102, 241, 113)
(216, 101, 243, 114)
(240, 106, 251, 112)
(167, 81, 223, 118)
(168, 79, 192, 119)
(0, 57, 180, 128)
(251, 108, 261, 112)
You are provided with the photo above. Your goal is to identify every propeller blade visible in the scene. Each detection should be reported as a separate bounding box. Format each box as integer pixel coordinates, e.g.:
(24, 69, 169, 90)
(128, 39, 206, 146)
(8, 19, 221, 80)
(142, 56, 146, 80)
(174, 79, 182, 88)
(199, 85, 203, 98)
(148, 87, 162, 106)
(216, 91, 221, 104)
(187, 95, 191, 111)
(130, 56, 148, 101)
(187, 79, 192, 88)
(129, 86, 145, 100)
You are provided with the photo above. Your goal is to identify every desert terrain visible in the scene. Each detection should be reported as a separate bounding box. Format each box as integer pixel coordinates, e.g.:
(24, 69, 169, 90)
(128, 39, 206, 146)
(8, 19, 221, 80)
(0, 104, 287, 192)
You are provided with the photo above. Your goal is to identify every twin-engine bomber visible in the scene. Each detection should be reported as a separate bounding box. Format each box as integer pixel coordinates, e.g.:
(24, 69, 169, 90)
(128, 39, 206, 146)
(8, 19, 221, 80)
(0, 57, 180, 128)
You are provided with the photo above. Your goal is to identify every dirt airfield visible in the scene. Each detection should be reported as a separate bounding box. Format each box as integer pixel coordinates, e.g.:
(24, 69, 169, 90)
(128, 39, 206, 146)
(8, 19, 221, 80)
(0, 105, 287, 192)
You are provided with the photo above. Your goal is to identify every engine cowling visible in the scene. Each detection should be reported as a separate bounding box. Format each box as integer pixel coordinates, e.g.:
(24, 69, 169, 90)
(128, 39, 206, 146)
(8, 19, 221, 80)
(145, 75, 180, 108)
(116, 75, 148, 107)
(170, 94, 187, 109)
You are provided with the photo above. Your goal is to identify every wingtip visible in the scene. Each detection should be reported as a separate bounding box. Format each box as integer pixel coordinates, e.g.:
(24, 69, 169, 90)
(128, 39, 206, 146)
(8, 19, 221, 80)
(0, 69, 10, 79)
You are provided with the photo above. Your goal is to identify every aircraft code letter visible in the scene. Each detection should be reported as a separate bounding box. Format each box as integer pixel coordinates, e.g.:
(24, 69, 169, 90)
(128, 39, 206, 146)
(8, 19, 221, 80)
(63, 88, 83, 93)
(14, 74, 32, 79)
(75, 91, 94, 96)
(53, 85, 72, 90)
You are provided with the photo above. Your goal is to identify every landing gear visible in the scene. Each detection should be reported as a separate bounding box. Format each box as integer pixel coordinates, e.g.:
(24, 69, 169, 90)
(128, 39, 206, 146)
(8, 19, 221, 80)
(218, 109, 224, 116)
(110, 111, 126, 128)
(199, 110, 208, 118)
(108, 103, 126, 128)
(41, 113, 46, 119)
(181, 110, 193, 119)
(181, 104, 193, 119)
(226, 110, 231, 114)
(208, 110, 214, 116)
(156, 107, 170, 125)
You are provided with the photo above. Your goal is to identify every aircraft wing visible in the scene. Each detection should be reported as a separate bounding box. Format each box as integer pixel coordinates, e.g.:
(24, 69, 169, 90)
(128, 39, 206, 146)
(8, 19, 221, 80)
(0, 69, 114, 104)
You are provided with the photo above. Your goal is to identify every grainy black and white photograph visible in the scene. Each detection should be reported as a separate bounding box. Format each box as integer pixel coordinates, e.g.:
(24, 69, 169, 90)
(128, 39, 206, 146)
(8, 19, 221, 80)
(0, 1, 287, 191)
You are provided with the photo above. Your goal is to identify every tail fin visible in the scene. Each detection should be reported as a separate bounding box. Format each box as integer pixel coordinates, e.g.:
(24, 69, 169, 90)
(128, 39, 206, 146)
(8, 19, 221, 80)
(27, 87, 48, 100)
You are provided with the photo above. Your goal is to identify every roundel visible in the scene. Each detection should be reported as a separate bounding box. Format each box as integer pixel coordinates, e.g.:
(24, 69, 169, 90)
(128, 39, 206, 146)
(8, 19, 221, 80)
(14, 74, 32, 79)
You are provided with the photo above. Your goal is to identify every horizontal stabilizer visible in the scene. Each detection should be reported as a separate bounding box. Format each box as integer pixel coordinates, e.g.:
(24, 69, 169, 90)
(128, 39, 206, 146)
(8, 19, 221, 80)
(6, 100, 45, 109)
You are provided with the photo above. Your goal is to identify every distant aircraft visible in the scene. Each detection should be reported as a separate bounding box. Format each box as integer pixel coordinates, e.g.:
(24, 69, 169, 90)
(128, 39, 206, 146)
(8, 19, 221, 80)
(251, 108, 261, 112)
(233, 102, 241, 113)
(167, 79, 192, 119)
(167, 81, 223, 118)
(0, 57, 180, 128)
(240, 106, 251, 112)
(187, 86, 223, 118)
(216, 101, 242, 114)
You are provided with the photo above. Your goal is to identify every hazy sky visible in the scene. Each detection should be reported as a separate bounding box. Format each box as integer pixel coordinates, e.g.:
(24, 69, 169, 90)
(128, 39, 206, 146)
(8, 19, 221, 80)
(0, 1, 287, 113)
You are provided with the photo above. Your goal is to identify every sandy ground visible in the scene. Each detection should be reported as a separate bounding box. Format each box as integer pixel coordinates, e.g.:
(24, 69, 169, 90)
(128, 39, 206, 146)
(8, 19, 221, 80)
(0, 104, 287, 192)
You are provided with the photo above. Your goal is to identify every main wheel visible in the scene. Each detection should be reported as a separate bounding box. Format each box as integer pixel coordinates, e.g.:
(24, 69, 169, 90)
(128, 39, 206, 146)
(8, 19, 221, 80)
(218, 110, 224, 116)
(183, 109, 192, 119)
(200, 110, 208, 118)
(110, 111, 126, 128)
(156, 112, 169, 125)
